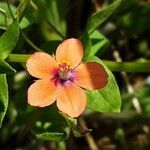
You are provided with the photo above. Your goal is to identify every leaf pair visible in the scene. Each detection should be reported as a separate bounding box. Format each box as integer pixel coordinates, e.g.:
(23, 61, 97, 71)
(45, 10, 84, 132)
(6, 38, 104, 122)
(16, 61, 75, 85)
(0, 0, 30, 127)
(0, 20, 19, 127)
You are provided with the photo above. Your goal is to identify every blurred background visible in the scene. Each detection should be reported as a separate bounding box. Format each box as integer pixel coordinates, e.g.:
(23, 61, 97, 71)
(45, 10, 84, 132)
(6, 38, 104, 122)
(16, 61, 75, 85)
(0, 0, 150, 149)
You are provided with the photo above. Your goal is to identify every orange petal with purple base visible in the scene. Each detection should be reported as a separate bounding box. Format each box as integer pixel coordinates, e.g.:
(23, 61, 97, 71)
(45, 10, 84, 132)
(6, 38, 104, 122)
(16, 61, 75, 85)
(57, 83, 87, 118)
(56, 38, 83, 68)
(26, 52, 58, 78)
(74, 62, 108, 90)
(28, 79, 58, 107)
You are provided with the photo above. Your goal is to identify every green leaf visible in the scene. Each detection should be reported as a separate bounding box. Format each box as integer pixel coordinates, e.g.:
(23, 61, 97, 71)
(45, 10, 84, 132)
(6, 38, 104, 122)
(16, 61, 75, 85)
(135, 87, 150, 113)
(86, 0, 122, 34)
(60, 113, 91, 137)
(0, 20, 19, 60)
(81, 31, 92, 57)
(35, 132, 66, 142)
(0, 60, 16, 74)
(32, 106, 69, 142)
(36, 0, 66, 40)
(0, 74, 8, 127)
(86, 56, 121, 113)
(60, 113, 81, 137)
(89, 30, 109, 56)
(16, 0, 30, 21)
(46, 0, 66, 37)
(19, 16, 30, 29)
(0, 2, 31, 29)
(82, 30, 109, 57)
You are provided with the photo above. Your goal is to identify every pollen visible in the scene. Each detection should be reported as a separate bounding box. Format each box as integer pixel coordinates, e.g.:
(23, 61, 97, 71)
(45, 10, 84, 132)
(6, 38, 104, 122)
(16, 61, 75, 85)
(58, 70, 69, 81)
(51, 63, 75, 86)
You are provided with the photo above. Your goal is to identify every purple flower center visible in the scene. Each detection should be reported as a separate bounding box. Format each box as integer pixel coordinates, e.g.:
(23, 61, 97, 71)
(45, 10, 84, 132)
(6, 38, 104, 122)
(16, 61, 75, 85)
(51, 63, 75, 86)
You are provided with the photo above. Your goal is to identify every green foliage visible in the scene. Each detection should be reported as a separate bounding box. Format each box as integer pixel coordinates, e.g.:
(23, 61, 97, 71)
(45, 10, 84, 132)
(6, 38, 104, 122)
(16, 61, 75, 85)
(118, 2, 150, 35)
(16, 0, 30, 21)
(82, 30, 109, 57)
(60, 113, 86, 137)
(86, 56, 121, 113)
(0, 19, 19, 126)
(0, 60, 16, 74)
(82, 0, 122, 57)
(0, 75, 8, 127)
(0, 0, 123, 135)
(35, 132, 66, 142)
(32, 106, 69, 142)
(81, 30, 92, 57)
(0, 20, 19, 60)
(35, 0, 66, 40)
(86, 0, 122, 34)
(0, 2, 30, 29)
(122, 86, 150, 113)
(136, 87, 150, 113)
(2, 0, 149, 147)
(89, 30, 109, 56)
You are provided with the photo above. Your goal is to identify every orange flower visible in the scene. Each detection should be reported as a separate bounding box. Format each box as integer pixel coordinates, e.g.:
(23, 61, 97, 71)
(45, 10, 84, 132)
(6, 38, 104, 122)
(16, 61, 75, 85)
(26, 38, 108, 118)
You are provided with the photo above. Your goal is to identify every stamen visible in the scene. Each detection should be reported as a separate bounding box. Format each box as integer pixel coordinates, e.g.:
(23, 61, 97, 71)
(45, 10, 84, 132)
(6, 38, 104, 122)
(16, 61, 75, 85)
(51, 63, 75, 86)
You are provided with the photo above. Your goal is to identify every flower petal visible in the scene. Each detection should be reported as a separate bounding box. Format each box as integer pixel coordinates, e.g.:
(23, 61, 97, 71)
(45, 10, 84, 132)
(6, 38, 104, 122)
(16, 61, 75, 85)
(74, 62, 108, 90)
(57, 83, 87, 118)
(56, 38, 83, 68)
(28, 79, 58, 107)
(26, 52, 58, 78)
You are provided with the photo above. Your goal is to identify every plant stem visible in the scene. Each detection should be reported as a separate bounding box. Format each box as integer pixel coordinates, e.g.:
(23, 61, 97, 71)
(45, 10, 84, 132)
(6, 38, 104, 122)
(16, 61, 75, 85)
(21, 31, 43, 52)
(78, 117, 99, 150)
(103, 60, 150, 72)
(8, 54, 150, 72)
(113, 51, 142, 112)
(46, 20, 65, 40)
(30, 0, 38, 10)
(8, 54, 30, 62)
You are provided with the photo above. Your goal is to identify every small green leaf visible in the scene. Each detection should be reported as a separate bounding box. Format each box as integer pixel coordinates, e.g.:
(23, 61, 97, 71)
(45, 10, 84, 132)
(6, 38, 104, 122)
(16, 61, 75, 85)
(135, 87, 150, 113)
(36, 0, 65, 40)
(82, 30, 109, 57)
(60, 113, 90, 137)
(35, 132, 66, 142)
(86, 0, 122, 34)
(0, 2, 30, 29)
(60, 112, 82, 137)
(81, 31, 92, 57)
(89, 30, 109, 56)
(16, 0, 30, 21)
(0, 74, 8, 127)
(86, 56, 121, 113)
(46, 0, 66, 37)
(0, 20, 19, 60)
(32, 106, 69, 142)
(0, 60, 16, 74)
